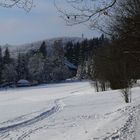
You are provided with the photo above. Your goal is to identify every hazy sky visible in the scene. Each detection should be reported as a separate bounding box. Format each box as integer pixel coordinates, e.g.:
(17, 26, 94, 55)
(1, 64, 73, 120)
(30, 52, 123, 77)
(0, 0, 100, 45)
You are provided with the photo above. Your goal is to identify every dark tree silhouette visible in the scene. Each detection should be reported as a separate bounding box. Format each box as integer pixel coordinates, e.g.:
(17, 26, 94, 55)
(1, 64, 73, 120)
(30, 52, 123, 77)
(39, 41, 47, 58)
(3, 47, 11, 64)
(0, 47, 3, 83)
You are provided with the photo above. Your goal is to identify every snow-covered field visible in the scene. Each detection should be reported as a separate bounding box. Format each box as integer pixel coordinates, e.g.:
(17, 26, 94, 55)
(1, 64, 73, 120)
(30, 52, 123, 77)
(0, 81, 140, 140)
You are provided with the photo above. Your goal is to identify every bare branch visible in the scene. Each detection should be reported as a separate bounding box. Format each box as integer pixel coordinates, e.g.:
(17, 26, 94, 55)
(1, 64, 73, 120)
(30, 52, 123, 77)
(0, 0, 33, 11)
(54, 0, 117, 26)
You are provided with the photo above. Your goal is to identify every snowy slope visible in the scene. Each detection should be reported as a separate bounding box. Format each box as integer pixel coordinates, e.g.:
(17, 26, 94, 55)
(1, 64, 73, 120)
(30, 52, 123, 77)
(0, 81, 140, 140)
(1, 37, 83, 57)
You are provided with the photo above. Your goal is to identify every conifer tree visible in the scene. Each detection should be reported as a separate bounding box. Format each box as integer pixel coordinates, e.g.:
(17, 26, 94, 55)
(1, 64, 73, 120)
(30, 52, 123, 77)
(0, 47, 3, 83)
(28, 53, 44, 83)
(39, 41, 47, 58)
(3, 47, 11, 64)
(16, 53, 28, 80)
(65, 41, 74, 63)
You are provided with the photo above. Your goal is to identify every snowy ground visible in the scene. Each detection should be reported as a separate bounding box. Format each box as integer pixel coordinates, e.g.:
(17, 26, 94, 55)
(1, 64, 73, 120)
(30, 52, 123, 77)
(0, 81, 140, 140)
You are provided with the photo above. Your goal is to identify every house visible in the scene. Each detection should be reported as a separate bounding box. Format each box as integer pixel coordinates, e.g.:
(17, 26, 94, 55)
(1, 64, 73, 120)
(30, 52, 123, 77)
(17, 79, 31, 87)
(64, 59, 77, 70)
(64, 59, 78, 76)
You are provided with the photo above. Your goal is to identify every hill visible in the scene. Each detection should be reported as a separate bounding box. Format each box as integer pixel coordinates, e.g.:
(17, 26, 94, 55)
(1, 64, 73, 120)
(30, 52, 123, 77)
(2, 37, 83, 57)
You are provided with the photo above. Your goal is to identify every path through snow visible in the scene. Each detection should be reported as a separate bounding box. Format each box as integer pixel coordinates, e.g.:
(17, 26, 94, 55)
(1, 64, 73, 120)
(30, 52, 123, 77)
(135, 108, 140, 140)
(0, 81, 140, 140)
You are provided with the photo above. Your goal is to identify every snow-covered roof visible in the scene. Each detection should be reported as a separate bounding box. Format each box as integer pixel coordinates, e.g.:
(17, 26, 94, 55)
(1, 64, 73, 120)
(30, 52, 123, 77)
(17, 79, 30, 84)
(64, 59, 77, 70)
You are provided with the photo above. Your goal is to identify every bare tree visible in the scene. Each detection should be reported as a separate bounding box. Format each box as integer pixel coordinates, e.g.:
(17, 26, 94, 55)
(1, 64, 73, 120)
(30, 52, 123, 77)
(0, 0, 33, 11)
(109, 0, 140, 38)
(92, 0, 140, 103)
(54, 0, 118, 31)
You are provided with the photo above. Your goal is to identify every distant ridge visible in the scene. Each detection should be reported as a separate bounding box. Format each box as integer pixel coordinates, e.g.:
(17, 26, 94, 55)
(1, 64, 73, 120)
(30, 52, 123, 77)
(1, 37, 84, 56)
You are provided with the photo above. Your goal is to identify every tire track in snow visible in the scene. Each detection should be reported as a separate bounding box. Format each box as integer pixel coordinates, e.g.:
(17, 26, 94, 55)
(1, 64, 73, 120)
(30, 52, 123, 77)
(0, 109, 45, 127)
(0, 99, 64, 136)
(103, 104, 140, 140)
(134, 106, 140, 140)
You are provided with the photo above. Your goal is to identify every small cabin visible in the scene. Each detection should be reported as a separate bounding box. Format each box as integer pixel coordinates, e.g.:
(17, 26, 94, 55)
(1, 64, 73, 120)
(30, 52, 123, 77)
(64, 59, 77, 71)
(17, 79, 31, 87)
(64, 59, 78, 76)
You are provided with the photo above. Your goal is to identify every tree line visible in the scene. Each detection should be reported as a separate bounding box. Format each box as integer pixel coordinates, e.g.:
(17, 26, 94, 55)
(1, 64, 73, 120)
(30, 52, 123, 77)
(73, 0, 140, 103)
(0, 40, 73, 86)
(0, 35, 108, 87)
(65, 0, 140, 103)
(64, 35, 106, 79)
(93, 0, 140, 103)
(1, 0, 139, 103)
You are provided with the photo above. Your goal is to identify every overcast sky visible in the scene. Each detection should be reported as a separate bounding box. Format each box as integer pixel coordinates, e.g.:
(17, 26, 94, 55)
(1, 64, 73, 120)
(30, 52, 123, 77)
(0, 0, 100, 45)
